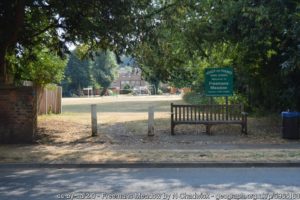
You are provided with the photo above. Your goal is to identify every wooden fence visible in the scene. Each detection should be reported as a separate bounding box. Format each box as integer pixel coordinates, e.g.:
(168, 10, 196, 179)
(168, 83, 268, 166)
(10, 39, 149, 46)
(38, 86, 62, 115)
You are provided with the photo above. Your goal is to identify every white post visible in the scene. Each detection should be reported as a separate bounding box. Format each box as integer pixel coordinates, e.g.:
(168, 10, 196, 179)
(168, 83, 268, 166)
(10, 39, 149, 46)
(91, 104, 97, 136)
(45, 88, 48, 114)
(60, 87, 62, 113)
(54, 88, 57, 113)
(148, 106, 154, 136)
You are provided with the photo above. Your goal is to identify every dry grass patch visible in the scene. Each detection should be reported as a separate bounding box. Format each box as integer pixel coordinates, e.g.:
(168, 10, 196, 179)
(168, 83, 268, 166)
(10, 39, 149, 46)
(1, 145, 300, 164)
(1, 96, 300, 164)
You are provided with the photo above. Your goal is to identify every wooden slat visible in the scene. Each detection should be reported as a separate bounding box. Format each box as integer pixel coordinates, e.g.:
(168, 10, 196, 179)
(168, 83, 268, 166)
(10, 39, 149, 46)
(213, 104, 216, 120)
(175, 106, 178, 121)
(179, 107, 182, 121)
(179, 106, 181, 120)
(238, 105, 242, 120)
(206, 106, 209, 121)
(234, 105, 237, 120)
(218, 105, 221, 120)
(236, 105, 239, 120)
(233, 105, 237, 120)
(231, 105, 234, 120)
(221, 105, 224, 120)
(228, 105, 232, 120)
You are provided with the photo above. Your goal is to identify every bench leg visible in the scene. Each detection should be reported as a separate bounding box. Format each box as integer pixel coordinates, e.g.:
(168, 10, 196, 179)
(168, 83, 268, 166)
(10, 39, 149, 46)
(206, 125, 212, 135)
(241, 123, 248, 135)
(241, 114, 248, 135)
(171, 123, 175, 135)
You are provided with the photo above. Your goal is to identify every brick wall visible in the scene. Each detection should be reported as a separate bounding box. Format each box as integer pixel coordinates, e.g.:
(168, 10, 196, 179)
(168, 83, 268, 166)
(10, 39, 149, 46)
(0, 86, 37, 143)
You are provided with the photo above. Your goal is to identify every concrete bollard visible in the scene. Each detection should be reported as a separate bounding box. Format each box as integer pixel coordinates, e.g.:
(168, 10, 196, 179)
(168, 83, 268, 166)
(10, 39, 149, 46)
(148, 106, 154, 136)
(91, 104, 97, 136)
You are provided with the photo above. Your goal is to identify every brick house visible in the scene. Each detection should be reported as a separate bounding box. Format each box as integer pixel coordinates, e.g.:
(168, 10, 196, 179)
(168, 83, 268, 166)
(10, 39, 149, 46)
(110, 67, 147, 90)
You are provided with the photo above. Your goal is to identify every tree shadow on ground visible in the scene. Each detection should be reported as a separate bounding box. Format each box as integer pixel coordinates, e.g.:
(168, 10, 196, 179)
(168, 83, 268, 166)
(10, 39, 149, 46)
(1, 116, 299, 164)
(36, 115, 299, 148)
(101, 118, 286, 148)
(1, 168, 300, 200)
(36, 120, 108, 145)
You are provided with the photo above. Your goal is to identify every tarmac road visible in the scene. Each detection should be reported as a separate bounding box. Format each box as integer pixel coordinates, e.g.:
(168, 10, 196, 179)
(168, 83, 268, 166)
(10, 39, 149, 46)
(0, 167, 300, 200)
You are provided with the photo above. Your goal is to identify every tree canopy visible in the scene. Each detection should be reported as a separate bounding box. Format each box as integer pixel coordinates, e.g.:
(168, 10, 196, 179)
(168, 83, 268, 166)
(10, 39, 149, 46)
(133, 0, 300, 111)
(0, 0, 151, 83)
(1, 0, 300, 112)
(91, 51, 118, 95)
(62, 49, 118, 96)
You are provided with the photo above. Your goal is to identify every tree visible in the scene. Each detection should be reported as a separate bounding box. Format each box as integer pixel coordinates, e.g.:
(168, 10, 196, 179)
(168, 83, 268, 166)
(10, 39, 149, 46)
(2, 0, 299, 111)
(133, 0, 300, 111)
(210, 0, 300, 111)
(61, 50, 90, 96)
(62, 49, 118, 96)
(7, 45, 67, 86)
(0, 0, 152, 84)
(91, 51, 118, 95)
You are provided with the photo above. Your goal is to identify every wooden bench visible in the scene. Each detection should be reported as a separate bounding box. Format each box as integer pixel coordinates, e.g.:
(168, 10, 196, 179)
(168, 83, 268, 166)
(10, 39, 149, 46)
(171, 103, 248, 135)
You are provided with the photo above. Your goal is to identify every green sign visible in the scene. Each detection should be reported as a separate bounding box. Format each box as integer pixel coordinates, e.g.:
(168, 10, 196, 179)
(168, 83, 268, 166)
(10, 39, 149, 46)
(205, 67, 233, 96)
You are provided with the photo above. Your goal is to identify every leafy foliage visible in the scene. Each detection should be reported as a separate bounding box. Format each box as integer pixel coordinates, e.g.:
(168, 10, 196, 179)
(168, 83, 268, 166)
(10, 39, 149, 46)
(134, 0, 300, 112)
(61, 51, 90, 96)
(0, 0, 152, 83)
(1, 0, 300, 112)
(183, 91, 213, 105)
(8, 46, 67, 86)
(90, 51, 118, 95)
(62, 49, 118, 96)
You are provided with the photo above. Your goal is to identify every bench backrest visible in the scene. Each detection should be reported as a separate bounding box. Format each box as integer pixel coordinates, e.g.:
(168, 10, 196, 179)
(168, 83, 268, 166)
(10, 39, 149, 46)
(171, 103, 244, 121)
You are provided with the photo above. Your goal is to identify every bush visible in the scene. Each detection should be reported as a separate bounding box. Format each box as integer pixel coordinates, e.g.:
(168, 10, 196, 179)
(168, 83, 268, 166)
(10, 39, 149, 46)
(183, 91, 214, 105)
(107, 89, 113, 96)
(120, 89, 132, 94)
(157, 89, 163, 95)
(120, 84, 132, 94)
(159, 86, 170, 93)
(183, 91, 248, 107)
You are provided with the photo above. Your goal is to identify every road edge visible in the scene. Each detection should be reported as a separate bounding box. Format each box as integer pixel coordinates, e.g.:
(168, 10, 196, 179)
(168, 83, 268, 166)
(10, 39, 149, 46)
(1, 162, 300, 169)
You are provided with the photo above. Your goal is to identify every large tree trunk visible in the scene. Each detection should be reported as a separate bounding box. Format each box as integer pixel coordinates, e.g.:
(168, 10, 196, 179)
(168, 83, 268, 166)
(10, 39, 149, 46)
(0, 0, 25, 85)
(100, 87, 108, 96)
(0, 48, 7, 84)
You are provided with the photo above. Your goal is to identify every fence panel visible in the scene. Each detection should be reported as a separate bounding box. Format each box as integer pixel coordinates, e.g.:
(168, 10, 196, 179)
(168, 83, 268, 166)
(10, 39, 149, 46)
(38, 86, 62, 115)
